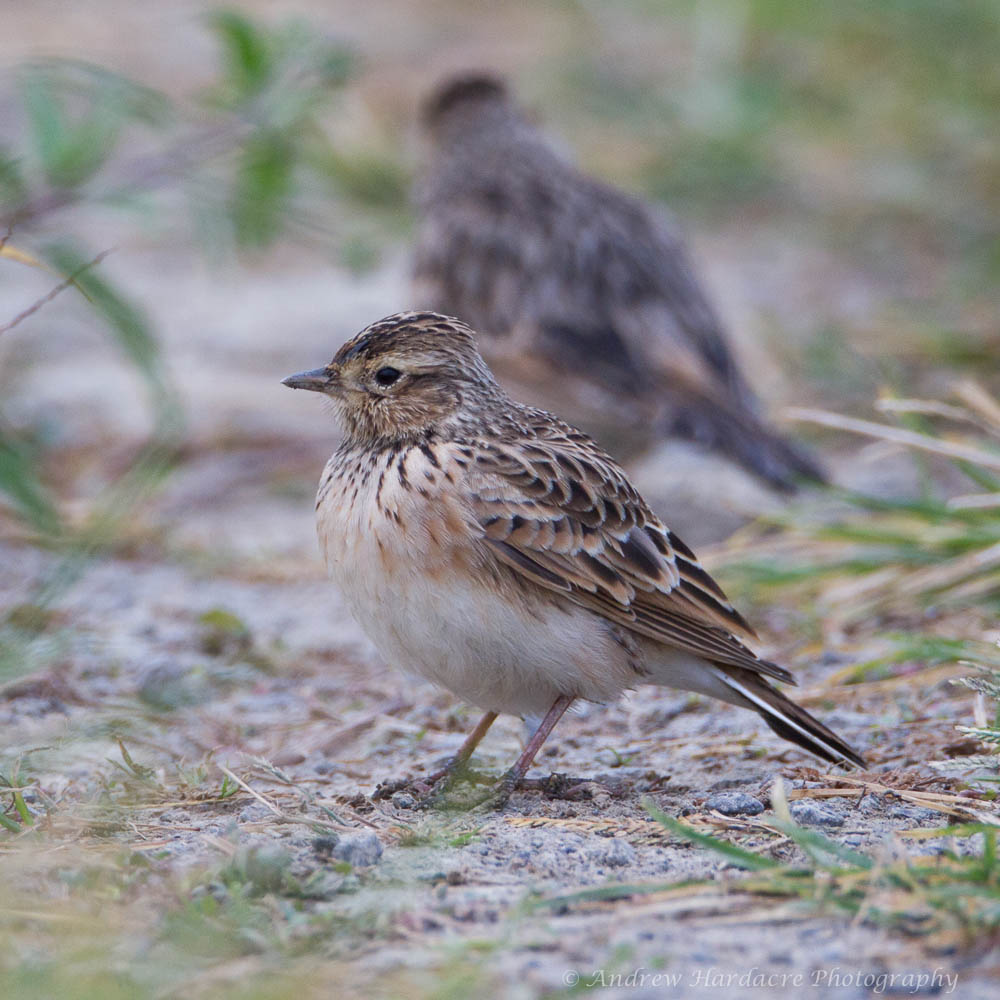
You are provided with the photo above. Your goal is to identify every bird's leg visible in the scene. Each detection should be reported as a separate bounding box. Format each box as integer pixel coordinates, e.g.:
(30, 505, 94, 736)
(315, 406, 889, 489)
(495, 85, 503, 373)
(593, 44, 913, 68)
(375, 709, 498, 803)
(477, 694, 575, 811)
(418, 709, 498, 796)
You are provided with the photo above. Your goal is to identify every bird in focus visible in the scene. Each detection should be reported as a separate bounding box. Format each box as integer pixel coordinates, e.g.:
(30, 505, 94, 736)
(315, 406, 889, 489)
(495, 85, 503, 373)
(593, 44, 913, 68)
(283, 311, 863, 809)
(413, 73, 825, 492)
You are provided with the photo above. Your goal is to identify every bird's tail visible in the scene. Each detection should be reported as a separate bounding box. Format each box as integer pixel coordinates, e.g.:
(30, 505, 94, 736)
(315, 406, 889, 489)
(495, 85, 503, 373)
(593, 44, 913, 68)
(663, 391, 827, 493)
(713, 664, 866, 767)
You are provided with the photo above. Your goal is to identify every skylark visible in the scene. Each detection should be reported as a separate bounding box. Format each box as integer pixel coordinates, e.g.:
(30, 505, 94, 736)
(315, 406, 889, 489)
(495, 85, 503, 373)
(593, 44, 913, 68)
(283, 312, 863, 808)
(413, 73, 825, 491)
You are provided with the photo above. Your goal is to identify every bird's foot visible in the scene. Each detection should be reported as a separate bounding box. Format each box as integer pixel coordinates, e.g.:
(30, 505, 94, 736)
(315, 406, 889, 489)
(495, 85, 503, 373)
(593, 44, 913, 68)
(384, 767, 600, 813)
(522, 772, 611, 800)
(371, 777, 416, 801)
(467, 769, 520, 813)
(374, 757, 492, 808)
(415, 766, 494, 811)
(468, 772, 609, 810)
(398, 768, 520, 813)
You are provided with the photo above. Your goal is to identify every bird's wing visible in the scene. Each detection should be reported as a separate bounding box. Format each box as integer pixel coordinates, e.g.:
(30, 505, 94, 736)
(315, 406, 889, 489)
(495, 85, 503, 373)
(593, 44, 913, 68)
(553, 178, 757, 406)
(414, 142, 756, 409)
(466, 422, 795, 685)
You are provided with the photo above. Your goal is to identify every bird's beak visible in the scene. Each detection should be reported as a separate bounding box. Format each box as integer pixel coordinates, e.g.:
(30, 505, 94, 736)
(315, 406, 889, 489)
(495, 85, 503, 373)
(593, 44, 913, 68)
(281, 367, 334, 392)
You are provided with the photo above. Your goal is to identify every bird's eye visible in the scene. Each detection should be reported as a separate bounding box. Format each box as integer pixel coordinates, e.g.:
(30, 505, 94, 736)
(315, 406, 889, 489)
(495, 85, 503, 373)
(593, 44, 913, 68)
(374, 366, 402, 388)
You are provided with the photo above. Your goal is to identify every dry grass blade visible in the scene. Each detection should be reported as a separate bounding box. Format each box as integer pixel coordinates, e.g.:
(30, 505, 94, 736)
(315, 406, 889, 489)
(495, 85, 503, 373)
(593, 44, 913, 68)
(884, 542, 1000, 598)
(507, 815, 677, 845)
(506, 812, 787, 849)
(782, 406, 1000, 471)
(805, 661, 970, 702)
(788, 775, 999, 825)
(875, 397, 984, 426)
(535, 798, 1000, 951)
(954, 380, 1000, 436)
(818, 545, 1000, 626)
(0, 243, 51, 271)
(948, 492, 1000, 510)
(724, 388, 1000, 636)
(0, 247, 113, 336)
(216, 765, 282, 817)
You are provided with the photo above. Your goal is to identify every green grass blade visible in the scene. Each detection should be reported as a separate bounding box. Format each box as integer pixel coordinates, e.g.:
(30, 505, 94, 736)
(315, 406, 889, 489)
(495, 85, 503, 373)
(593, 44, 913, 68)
(643, 798, 782, 871)
(45, 242, 162, 385)
(209, 9, 273, 100)
(0, 429, 60, 537)
(768, 818, 873, 869)
(534, 879, 707, 910)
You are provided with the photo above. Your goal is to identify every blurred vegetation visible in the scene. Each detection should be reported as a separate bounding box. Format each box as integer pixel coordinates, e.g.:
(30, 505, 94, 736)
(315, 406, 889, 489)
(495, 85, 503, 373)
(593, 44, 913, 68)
(0, 10, 412, 683)
(931, 658, 1000, 789)
(718, 383, 1000, 637)
(646, 792, 1000, 952)
(532, 791, 1000, 957)
(563, 0, 1000, 407)
(1, 10, 409, 244)
(570, 0, 1000, 231)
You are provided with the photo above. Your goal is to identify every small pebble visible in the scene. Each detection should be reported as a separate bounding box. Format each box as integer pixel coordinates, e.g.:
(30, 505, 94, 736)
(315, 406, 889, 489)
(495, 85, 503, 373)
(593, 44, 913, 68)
(790, 801, 845, 827)
(391, 792, 416, 809)
(704, 791, 765, 816)
(587, 837, 636, 868)
(238, 803, 273, 824)
(889, 805, 939, 823)
(333, 831, 383, 867)
(158, 808, 192, 824)
(312, 835, 339, 859)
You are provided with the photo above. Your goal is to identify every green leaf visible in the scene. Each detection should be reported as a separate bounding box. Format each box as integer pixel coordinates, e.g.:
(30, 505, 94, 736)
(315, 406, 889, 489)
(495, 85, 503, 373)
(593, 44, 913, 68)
(0, 429, 60, 537)
(45, 242, 161, 383)
(20, 68, 118, 189)
(0, 149, 28, 212)
(78, 61, 172, 128)
(0, 810, 22, 833)
(231, 132, 293, 247)
(210, 9, 274, 100)
(20, 70, 66, 181)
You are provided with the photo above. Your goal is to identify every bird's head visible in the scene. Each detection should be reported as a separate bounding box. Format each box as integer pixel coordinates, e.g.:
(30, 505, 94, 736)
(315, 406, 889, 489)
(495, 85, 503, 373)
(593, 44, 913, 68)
(420, 72, 515, 141)
(282, 312, 502, 446)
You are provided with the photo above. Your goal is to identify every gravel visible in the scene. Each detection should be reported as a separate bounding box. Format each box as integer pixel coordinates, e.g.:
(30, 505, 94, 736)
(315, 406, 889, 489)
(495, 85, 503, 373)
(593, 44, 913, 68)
(587, 837, 636, 868)
(333, 831, 384, 867)
(704, 791, 765, 816)
(789, 801, 846, 828)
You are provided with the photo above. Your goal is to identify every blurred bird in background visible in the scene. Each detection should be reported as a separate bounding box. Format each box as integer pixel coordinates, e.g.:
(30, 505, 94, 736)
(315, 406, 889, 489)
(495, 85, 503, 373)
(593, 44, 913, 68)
(412, 73, 826, 492)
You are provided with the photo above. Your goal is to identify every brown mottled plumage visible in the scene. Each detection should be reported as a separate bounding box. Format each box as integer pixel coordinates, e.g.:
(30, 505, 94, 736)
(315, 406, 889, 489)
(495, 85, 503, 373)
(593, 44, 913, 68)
(283, 312, 863, 807)
(413, 73, 825, 491)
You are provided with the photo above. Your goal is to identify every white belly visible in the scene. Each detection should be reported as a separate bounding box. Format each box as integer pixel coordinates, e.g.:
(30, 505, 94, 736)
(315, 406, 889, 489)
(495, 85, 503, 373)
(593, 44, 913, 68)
(315, 443, 640, 716)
